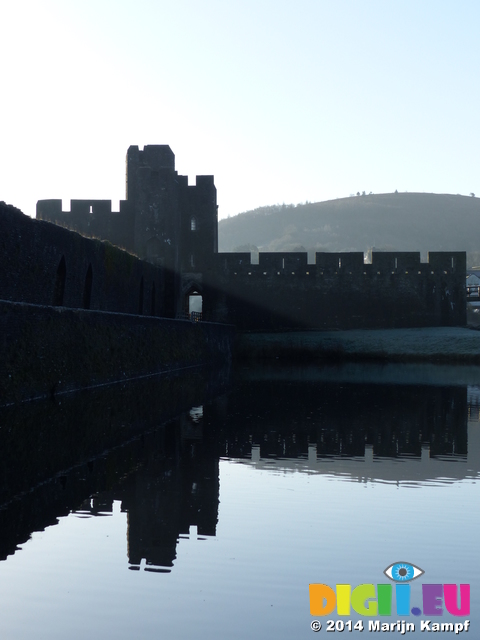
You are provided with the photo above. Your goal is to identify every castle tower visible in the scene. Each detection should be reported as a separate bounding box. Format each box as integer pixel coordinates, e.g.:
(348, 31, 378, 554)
(126, 145, 217, 269)
(126, 145, 218, 317)
(178, 175, 218, 272)
(126, 145, 180, 270)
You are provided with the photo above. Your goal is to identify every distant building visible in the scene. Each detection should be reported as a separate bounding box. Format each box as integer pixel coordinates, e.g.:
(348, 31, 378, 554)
(467, 272, 480, 297)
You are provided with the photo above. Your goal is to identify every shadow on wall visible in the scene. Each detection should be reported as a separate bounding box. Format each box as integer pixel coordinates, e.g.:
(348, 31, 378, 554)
(0, 202, 166, 317)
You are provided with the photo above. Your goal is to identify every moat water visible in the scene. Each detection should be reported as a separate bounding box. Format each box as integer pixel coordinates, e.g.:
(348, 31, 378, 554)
(0, 364, 479, 639)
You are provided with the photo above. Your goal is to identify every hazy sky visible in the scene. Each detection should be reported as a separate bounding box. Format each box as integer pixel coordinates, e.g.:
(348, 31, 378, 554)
(1, 0, 479, 219)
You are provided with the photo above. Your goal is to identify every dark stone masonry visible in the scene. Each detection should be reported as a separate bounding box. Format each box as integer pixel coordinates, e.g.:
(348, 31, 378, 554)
(0, 144, 467, 402)
(37, 144, 466, 331)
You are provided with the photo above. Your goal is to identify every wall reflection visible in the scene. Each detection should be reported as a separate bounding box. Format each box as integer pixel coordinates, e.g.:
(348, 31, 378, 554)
(72, 408, 219, 572)
(0, 367, 228, 562)
(0, 365, 479, 571)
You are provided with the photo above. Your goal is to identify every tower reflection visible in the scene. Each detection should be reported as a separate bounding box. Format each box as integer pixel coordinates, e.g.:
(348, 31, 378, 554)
(0, 365, 479, 570)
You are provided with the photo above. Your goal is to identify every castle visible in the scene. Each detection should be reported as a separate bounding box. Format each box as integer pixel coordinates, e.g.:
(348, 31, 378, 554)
(36, 145, 217, 320)
(36, 145, 466, 331)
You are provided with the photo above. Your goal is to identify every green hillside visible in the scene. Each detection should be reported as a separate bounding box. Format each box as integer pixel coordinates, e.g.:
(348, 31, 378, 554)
(218, 193, 480, 267)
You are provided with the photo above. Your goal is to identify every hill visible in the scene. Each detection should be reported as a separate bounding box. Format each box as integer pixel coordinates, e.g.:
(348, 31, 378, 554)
(218, 193, 480, 267)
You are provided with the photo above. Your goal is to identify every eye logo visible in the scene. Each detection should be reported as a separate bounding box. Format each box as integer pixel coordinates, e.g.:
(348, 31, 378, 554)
(384, 561, 424, 582)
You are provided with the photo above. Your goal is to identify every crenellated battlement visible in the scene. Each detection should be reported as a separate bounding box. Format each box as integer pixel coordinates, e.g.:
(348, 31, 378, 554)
(208, 250, 466, 330)
(127, 144, 175, 172)
(0, 201, 163, 316)
(38, 198, 130, 217)
(216, 250, 465, 276)
(37, 199, 135, 252)
(34, 145, 467, 331)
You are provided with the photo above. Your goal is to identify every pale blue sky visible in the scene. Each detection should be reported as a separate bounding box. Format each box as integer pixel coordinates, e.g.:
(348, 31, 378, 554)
(1, 0, 479, 219)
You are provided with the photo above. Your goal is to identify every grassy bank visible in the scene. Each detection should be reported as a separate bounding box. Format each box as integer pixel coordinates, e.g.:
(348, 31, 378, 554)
(236, 327, 480, 363)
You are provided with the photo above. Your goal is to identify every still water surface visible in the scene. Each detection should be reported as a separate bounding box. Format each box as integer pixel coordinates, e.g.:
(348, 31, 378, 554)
(0, 364, 478, 639)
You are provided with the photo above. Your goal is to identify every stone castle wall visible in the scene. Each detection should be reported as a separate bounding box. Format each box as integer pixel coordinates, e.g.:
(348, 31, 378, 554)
(0, 299, 233, 405)
(35, 145, 467, 331)
(0, 201, 233, 404)
(2, 202, 164, 316)
(206, 250, 466, 330)
(36, 199, 135, 253)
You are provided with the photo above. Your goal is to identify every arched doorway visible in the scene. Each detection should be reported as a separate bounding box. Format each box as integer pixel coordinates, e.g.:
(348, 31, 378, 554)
(185, 289, 203, 321)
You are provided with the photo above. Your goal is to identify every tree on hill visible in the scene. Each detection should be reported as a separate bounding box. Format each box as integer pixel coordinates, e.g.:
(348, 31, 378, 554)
(233, 243, 259, 253)
(218, 192, 480, 267)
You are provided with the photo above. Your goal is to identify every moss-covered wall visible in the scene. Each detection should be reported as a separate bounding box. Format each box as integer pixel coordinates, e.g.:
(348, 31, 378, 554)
(0, 202, 166, 316)
(0, 300, 233, 405)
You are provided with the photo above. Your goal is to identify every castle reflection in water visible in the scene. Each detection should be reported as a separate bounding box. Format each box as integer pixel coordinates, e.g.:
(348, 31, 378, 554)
(0, 366, 479, 572)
